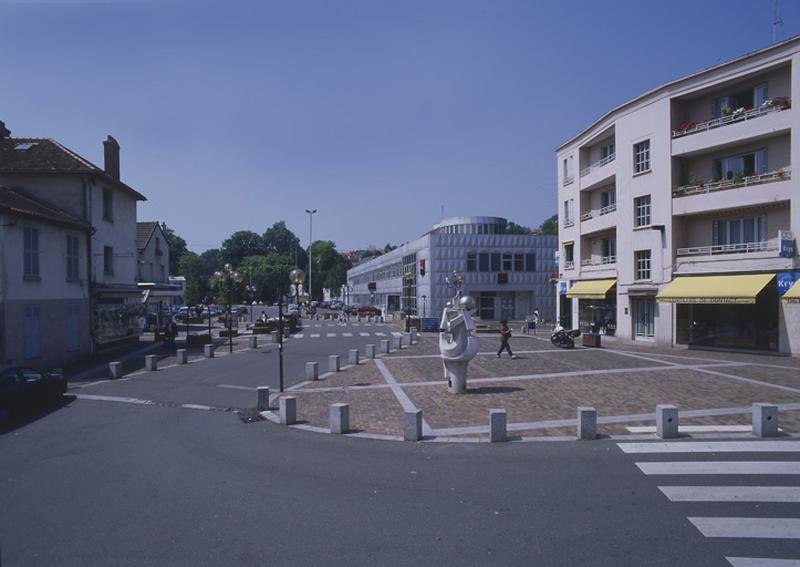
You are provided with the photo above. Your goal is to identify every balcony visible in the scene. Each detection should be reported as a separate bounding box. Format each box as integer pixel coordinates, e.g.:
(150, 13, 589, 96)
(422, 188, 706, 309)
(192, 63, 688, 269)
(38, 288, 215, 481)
(672, 98, 790, 139)
(563, 218, 575, 228)
(581, 256, 617, 266)
(563, 175, 574, 186)
(579, 153, 616, 177)
(672, 168, 790, 198)
(677, 241, 775, 257)
(563, 261, 575, 271)
(580, 203, 617, 221)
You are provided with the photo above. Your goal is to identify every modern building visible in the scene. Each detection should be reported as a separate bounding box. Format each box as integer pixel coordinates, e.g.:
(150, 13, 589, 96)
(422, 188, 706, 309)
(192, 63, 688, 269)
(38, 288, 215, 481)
(0, 186, 93, 367)
(0, 121, 147, 356)
(347, 216, 557, 322)
(556, 37, 800, 354)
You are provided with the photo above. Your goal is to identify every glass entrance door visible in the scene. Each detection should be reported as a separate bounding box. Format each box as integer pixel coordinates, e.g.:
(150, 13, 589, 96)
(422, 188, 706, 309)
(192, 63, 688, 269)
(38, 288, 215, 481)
(633, 297, 655, 339)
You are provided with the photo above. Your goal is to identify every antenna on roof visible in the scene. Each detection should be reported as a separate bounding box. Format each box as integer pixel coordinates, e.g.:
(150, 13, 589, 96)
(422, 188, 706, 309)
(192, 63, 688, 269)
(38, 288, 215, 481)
(773, 0, 784, 43)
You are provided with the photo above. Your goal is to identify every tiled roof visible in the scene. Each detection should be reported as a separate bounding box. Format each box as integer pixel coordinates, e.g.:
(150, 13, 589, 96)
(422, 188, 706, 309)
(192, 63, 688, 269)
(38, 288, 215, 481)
(136, 221, 159, 251)
(0, 186, 91, 229)
(0, 137, 146, 201)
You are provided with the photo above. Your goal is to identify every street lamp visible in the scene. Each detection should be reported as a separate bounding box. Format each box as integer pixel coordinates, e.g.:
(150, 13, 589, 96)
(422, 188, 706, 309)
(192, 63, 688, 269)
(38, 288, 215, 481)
(305, 209, 317, 302)
(213, 263, 242, 353)
(421, 294, 427, 318)
(276, 267, 305, 393)
(245, 284, 257, 323)
(290, 268, 305, 314)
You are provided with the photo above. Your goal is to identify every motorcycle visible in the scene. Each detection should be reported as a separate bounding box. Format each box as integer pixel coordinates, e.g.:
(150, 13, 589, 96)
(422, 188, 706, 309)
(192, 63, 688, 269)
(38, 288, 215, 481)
(551, 324, 581, 349)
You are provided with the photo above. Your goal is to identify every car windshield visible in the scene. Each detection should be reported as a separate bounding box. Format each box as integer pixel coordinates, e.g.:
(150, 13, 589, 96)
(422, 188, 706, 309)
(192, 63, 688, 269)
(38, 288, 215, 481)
(19, 368, 43, 382)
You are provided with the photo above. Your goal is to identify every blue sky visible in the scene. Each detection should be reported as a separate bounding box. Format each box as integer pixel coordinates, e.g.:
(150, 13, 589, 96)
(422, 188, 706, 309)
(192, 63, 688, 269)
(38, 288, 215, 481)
(2, 0, 799, 253)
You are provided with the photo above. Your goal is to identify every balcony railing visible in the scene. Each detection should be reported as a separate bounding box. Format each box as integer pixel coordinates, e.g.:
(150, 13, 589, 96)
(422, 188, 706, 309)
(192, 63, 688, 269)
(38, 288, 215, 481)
(563, 175, 574, 186)
(563, 218, 575, 228)
(579, 153, 616, 177)
(563, 261, 575, 270)
(672, 168, 790, 198)
(580, 203, 617, 221)
(671, 98, 791, 139)
(676, 241, 776, 257)
(580, 256, 617, 266)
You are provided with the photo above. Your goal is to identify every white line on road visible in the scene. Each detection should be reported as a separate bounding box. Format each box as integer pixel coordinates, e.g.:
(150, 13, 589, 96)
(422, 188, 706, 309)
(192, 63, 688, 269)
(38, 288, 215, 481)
(294, 334, 304, 339)
(216, 384, 255, 391)
(689, 517, 800, 539)
(619, 441, 800, 454)
(310, 334, 320, 338)
(626, 425, 755, 433)
(326, 333, 336, 338)
(181, 404, 214, 411)
(659, 486, 800, 503)
(636, 461, 800, 475)
(343, 333, 353, 337)
(374, 332, 386, 336)
(727, 558, 800, 566)
(359, 332, 370, 337)
(74, 394, 154, 405)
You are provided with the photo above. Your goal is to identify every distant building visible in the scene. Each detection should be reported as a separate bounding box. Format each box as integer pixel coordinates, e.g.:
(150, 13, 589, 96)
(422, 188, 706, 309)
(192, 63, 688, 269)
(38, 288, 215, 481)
(347, 216, 557, 322)
(136, 221, 170, 283)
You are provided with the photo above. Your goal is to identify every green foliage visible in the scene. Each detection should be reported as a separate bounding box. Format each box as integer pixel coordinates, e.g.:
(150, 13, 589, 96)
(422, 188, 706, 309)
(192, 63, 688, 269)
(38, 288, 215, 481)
(177, 252, 210, 304)
(238, 254, 295, 303)
(505, 221, 531, 235)
(161, 225, 188, 275)
(383, 243, 397, 253)
(308, 240, 351, 300)
(540, 214, 558, 236)
(263, 221, 308, 269)
(221, 230, 266, 267)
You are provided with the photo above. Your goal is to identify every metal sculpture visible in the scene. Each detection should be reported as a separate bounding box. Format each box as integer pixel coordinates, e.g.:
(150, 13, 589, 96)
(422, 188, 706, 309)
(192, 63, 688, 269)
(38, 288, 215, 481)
(439, 271, 479, 394)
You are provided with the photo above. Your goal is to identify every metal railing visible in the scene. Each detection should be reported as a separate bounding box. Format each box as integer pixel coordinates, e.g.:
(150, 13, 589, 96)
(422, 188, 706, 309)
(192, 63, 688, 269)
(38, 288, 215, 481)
(579, 153, 616, 177)
(672, 168, 790, 197)
(563, 175, 574, 186)
(579, 203, 616, 222)
(580, 256, 617, 266)
(563, 218, 575, 228)
(676, 241, 775, 257)
(671, 100, 790, 139)
(563, 261, 575, 270)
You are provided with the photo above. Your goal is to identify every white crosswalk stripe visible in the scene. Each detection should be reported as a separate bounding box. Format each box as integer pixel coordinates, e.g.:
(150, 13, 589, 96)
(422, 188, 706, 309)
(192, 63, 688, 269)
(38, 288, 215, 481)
(326, 333, 336, 337)
(659, 486, 800, 502)
(343, 333, 353, 337)
(374, 332, 386, 336)
(294, 334, 304, 339)
(689, 517, 800, 539)
(310, 334, 320, 338)
(620, 441, 800, 454)
(359, 332, 370, 337)
(727, 558, 800, 566)
(637, 461, 800, 475)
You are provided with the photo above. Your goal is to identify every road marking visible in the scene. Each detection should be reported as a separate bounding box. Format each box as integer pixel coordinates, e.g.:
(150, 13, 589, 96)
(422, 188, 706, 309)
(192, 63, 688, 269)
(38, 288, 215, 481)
(619, 441, 800, 454)
(294, 334, 304, 339)
(689, 517, 800, 539)
(374, 332, 386, 336)
(326, 333, 336, 338)
(727, 558, 800, 566)
(659, 486, 800, 503)
(181, 404, 214, 411)
(374, 359, 433, 436)
(74, 394, 154, 405)
(343, 333, 353, 337)
(216, 384, 255, 391)
(310, 334, 320, 338)
(359, 332, 370, 337)
(636, 461, 800, 475)
(626, 425, 755, 433)
(391, 332, 403, 337)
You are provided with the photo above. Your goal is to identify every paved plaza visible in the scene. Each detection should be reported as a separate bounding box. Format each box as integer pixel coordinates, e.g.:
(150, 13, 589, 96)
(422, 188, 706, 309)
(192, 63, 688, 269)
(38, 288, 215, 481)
(268, 331, 800, 441)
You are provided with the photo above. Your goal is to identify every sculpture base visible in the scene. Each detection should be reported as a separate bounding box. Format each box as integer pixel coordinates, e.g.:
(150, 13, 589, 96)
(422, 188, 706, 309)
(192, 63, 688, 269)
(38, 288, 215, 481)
(444, 360, 469, 394)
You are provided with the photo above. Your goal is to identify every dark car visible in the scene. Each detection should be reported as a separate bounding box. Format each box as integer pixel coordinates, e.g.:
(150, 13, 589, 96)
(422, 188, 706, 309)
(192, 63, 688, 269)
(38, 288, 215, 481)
(0, 366, 67, 415)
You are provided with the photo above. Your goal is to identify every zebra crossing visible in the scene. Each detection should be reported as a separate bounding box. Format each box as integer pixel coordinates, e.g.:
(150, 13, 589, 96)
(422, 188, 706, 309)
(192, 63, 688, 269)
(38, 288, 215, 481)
(618, 439, 800, 566)
(291, 330, 405, 340)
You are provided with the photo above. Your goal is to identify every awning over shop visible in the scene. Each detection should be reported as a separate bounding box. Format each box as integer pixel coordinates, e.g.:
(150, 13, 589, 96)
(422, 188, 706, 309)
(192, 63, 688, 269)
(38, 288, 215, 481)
(783, 279, 800, 302)
(656, 274, 774, 304)
(566, 279, 616, 299)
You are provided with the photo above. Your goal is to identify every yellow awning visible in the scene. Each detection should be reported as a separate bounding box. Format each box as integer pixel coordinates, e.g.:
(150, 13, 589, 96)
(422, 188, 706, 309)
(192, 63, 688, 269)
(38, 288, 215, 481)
(566, 279, 616, 299)
(783, 279, 800, 302)
(657, 274, 774, 304)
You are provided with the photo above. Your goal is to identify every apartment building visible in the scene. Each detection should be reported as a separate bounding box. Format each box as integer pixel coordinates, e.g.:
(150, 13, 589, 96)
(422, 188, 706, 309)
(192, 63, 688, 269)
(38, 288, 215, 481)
(556, 37, 800, 354)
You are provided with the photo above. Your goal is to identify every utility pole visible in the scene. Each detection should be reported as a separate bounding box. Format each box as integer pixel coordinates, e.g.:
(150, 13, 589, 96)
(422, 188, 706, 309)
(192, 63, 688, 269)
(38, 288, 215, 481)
(305, 209, 317, 301)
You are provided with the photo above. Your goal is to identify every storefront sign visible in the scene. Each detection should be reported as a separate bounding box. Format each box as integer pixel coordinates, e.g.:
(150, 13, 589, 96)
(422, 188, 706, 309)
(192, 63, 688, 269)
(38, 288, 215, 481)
(559, 281, 567, 296)
(420, 318, 440, 332)
(777, 271, 800, 296)
(779, 230, 795, 258)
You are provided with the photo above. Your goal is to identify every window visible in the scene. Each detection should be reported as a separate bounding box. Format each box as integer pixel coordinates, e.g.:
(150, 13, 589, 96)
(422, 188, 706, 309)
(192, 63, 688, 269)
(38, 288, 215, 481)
(633, 140, 650, 174)
(525, 253, 536, 272)
(23, 226, 40, 279)
(160, 265, 165, 281)
(713, 149, 767, 180)
(564, 244, 574, 263)
(563, 198, 575, 225)
(601, 189, 616, 209)
(102, 188, 113, 221)
(601, 142, 615, 160)
(713, 216, 767, 247)
(66, 235, 80, 280)
(466, 253, 477, 272)
(104, 246, 114, 275)
(634, 195, 651, 227)
(755, 83, 769, 107)
(490, 253, 501, 272)
(67, 303, 80, 351)
(634, 250, 652, 281)
(24, 304, 41, 359)
(563, 156, 574, 182)
(502, 254, 513, 271)
(514, 254, 524, 272)
(478, 253, 490, 272)
(602, 238, 616, 259)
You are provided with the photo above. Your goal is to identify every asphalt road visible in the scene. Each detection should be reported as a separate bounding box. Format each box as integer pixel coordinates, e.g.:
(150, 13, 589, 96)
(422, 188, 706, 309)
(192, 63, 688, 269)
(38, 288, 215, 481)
(2, 325, 798, 566)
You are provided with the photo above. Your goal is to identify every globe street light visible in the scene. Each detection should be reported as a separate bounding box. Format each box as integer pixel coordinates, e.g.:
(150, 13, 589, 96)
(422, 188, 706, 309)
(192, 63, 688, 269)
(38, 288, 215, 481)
(290, 268, 305, 314)
(305, 209, 316, 302)
(213, 263, 242, 353)
(245, 284, 257, 323)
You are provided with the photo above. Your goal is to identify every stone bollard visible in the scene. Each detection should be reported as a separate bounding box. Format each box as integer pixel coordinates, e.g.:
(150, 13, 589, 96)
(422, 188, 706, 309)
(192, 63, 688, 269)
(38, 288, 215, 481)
(204, 344, 214, 358)
(393, 336, 402, 350)
(145, 355, 158, 372)
(753, 403, 779, 437)
(410, 328, 417, 344)
(109, 361, 123, 379)
(577, 406, 597, 440)
(270, 330, 278, 343)
(248, 336, 258, 349)
(176, 349, 188, 364)
(348, 349, 359, 365)
(306, 361, 319, 381)
(280, 396, 297, 425)
(381, 339, 390, 354)
(656, 405, 679, 439)
(257, 386, 270, 411)
(404, 409, 423, 441)
(489, 409, 507, 442)
(330, 403, 350, 434)
(328, 355, 340, 372)
(366, 344, 376, 359)
(367, 315, 373, 323)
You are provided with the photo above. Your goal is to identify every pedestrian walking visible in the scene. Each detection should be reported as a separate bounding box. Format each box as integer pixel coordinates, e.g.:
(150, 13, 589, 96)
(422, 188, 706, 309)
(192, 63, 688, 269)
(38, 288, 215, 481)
(165, 318, 178, 349)
(532, 309, 540, 335)
(497, 320, 516, 359)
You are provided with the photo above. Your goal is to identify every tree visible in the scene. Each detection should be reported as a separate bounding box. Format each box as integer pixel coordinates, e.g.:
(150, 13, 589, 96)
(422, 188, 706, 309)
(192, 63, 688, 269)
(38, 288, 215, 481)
(308, 240, 352, 300)
(161, 224, 188, 275)
(263, 221, 307, 268)
(177, 252, 210, 304)
(505, 221, 531, 235)
(220, 230, 266, 267)
(200, 248, 221, 272)
(384, 243, 397, 253)
(238, 254, 295, 304)
(540, 214, 558, 235)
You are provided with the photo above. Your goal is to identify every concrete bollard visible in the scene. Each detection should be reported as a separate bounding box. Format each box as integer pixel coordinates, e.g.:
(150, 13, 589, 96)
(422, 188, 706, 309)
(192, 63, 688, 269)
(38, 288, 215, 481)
(248, 336, 258, 349)
(656, 405, 679, 439)
(306, 361, 319, 381)
(410, 328, 417, 344)
(404, 409, 423, 441)
(109, 361, 123, 379)
(176, 349, 188, 364)
(328, 355, 340, 372)
(753, 403, 779, 437)
(489, 409, 507, 442)
(367, 315, 373, 323)
(271, 330, 279, 343)
(257, 386, 270, 411)
(204, 344, 214, 358)
(366, 344, 376, 359)
(348, 349, 359, 365)
(330, 403, 350, 434)
(577, 406, 597, 440)
(393, 336, 402, 350)
(381, 339, 390, 353)
(280, 396, 297, 425)
(145, 355, 158, 372)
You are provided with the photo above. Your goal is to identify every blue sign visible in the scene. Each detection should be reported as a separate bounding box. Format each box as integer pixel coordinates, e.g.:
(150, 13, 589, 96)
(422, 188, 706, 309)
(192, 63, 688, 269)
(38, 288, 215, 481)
(420, 318, 440, 332)
(779, 231, 795, 258)
(777, 271, 800, 296)
(559, 282, 568, 296)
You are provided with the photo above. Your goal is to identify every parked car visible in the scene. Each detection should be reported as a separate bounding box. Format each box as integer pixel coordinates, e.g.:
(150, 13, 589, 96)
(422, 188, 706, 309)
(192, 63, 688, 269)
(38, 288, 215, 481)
(0, 366, 67, 416)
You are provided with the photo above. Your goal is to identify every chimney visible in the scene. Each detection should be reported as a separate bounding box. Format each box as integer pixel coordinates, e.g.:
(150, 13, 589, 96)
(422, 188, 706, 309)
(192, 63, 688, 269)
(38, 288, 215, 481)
(103, 135, 120, 180)
(0, 121, 10, 139)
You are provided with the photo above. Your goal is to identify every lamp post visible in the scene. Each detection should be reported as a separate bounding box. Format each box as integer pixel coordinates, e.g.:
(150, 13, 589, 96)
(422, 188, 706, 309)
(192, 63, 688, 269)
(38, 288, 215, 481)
(245, 284, 256, 323)
(290, 268, 305, 322)
(213, 263, 242, 353)
(276, 267, 305, 393)
(421, 294, 427, 318)
(305, 209, 317, 302)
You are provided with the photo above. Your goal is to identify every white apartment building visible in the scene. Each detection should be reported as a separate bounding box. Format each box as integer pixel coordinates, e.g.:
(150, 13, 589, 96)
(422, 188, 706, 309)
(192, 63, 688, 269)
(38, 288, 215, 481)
(557, 37, 800, 354)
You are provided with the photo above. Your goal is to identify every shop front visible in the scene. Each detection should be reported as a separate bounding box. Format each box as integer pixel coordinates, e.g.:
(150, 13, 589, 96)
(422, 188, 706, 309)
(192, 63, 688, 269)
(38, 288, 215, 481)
(566, 279, 617, 336)
(659, 274, 779, 351)
(94, 287, 146, 349)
